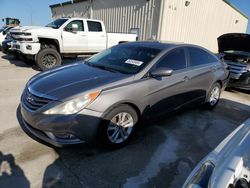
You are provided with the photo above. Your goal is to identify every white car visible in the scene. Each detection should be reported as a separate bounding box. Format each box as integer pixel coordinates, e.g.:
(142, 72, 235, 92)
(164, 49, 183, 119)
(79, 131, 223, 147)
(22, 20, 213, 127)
(183, 118, 250, 188)
(0, 27, 13, 48)
(9, 18, 137, 70)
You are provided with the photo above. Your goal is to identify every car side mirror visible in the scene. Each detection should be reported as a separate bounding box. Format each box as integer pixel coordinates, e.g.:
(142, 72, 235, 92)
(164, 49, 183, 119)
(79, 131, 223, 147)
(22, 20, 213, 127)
(2, 30, 6, 35)
(150, 67, 173, 77)
(72, 24, 78, 33)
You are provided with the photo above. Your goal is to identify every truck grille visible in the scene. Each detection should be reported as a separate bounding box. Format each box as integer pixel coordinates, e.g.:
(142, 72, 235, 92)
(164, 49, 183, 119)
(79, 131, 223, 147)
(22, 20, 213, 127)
(226, 61, 247, 79)
(22, 89, 53, 111)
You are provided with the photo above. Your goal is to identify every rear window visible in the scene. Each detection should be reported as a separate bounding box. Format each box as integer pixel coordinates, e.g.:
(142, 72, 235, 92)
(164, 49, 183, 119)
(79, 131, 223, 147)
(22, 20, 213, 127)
(188, 47, 218, 67)
(87, 21, 103, 32)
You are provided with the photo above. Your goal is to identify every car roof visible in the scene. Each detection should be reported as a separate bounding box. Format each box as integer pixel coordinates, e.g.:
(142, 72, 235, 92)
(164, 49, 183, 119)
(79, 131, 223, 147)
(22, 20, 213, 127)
(119, 41, 180, 50)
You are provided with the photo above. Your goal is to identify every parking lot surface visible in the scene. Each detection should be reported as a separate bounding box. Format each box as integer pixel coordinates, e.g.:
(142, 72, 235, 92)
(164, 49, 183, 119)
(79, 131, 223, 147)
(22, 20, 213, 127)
(0, 51, 249, 188)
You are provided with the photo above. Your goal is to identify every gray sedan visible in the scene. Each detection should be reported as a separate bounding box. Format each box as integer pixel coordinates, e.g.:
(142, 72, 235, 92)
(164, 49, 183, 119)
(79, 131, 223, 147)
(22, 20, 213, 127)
(19, 41, 229, 148)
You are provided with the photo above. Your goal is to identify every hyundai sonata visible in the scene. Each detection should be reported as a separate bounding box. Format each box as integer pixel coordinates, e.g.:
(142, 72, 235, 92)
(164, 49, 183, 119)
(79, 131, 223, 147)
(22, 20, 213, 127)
(19, 41, 229, 148)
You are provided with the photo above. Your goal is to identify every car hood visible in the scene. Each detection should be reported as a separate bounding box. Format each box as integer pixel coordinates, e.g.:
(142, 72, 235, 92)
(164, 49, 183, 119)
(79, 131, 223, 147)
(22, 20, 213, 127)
(217, 33, 250, 53)
(27, 63, 132, 100)
(12, 26, 53, 32)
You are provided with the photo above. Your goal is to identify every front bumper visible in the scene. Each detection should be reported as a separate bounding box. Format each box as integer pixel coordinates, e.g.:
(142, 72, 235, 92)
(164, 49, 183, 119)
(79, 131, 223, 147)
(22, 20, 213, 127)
(10, 40, 40, 55)
(20, 103, 103, 147)
(228, 72, 250, 90)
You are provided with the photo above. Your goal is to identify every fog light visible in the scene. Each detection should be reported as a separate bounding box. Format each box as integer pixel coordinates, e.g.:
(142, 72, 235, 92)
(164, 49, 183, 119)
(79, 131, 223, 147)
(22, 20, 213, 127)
(44, 132, 77, 140)
(26, 45, 32, 50)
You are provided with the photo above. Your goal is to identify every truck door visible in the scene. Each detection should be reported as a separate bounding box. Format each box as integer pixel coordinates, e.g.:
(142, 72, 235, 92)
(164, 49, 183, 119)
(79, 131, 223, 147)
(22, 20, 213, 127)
(62, 20, 88, 53)
(86, 20, 106, 52)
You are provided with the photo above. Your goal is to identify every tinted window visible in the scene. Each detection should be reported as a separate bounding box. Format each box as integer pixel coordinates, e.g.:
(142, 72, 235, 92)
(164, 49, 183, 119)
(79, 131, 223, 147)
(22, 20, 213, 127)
(156, 48, 186, 70)
(87, 21, 103, 32)
(65, 20, 84, 31)
(86, 45, 161, 74)
(188, 47, 218, 66)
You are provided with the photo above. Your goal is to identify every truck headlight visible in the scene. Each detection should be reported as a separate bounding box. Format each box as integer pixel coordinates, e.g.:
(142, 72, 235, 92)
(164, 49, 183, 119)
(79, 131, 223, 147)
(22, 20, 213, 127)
(44, 90, 100, 115)
(185, 161, 215, 188)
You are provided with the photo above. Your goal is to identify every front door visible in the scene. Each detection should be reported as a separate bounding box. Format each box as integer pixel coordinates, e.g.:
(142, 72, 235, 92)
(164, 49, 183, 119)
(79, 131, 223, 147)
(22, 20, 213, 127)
(146, 48, 193, 116)
(62, 20, 88, 53)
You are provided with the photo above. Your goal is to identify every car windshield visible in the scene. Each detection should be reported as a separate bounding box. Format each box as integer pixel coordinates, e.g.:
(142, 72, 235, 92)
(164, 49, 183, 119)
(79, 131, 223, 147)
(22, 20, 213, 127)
(46, 19, 68, 29)
(85, 45, 161, 74)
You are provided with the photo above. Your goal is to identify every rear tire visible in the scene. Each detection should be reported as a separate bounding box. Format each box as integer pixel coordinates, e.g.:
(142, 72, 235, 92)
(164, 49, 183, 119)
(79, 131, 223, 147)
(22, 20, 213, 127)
(204, 82, 221, 110)
(36, 48, 61, 71)
(98, 105, 138, 149)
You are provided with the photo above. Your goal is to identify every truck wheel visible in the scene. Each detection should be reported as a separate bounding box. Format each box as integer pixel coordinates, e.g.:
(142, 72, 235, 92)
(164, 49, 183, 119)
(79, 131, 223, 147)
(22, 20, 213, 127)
(36, 48, 61, 71)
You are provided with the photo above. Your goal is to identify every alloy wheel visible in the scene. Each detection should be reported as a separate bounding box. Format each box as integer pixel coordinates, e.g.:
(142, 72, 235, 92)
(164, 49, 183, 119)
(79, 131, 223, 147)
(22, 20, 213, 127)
(107, 112, 134, 144)
(209, 86, 220, 106)
(42, 54, 57, 68)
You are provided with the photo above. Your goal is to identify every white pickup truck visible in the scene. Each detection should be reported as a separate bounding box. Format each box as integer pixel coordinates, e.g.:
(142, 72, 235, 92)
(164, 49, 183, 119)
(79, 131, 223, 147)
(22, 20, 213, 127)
(10, 18, 137, 70)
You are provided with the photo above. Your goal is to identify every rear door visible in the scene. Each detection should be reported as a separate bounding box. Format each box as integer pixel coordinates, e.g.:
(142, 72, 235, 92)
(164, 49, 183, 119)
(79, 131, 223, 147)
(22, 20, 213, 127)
(185, 47, 220, 103)
(62, 20, 88, 52)
(146, 47, 192, 116)
(86, 20, 106, 52)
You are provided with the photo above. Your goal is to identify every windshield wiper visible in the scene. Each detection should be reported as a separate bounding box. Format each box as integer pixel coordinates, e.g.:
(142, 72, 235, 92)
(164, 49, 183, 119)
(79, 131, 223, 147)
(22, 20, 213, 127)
(85, 63, 118, 73)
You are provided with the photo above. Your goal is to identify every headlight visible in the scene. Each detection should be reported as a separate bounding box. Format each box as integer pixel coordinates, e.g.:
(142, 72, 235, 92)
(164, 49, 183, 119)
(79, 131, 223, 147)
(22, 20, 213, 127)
(44, 90, 100, 115)
(185, 161, 215, 188)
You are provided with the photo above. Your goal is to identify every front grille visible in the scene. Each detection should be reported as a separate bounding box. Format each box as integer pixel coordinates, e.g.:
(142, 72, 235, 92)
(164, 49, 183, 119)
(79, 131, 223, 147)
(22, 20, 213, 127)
(10, 32, 32, 41)
(226, 61, 247, 79)
(23, 89, 53, 111)
(10, 32, 23, 36)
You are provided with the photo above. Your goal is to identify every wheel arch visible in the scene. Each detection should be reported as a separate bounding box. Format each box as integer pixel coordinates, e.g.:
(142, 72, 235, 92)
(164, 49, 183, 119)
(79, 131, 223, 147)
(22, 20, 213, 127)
(38, 38, 60, 52)
(215, 80, 223, 88)
(101, 101, 142, 120)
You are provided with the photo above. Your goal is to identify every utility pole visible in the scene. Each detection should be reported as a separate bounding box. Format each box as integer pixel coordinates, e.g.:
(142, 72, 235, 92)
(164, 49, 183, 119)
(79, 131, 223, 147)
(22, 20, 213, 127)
(30, 7, 33, 26)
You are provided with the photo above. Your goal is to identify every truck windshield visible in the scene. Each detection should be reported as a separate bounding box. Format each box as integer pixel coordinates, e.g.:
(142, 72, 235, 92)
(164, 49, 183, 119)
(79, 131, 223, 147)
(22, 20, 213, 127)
(46, 19, 68, 29)
(85, 45, 161, 74)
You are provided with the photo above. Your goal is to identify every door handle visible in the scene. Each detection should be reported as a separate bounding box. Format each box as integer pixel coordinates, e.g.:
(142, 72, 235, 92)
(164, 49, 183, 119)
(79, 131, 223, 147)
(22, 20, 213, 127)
(101, 35, 106, 37)
(183, 76, 190, 82)
(81, 35, 87, 37)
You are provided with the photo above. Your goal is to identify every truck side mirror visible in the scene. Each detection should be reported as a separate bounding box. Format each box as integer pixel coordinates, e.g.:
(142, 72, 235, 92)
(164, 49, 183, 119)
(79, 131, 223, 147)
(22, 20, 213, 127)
(72, 24, 78, 33)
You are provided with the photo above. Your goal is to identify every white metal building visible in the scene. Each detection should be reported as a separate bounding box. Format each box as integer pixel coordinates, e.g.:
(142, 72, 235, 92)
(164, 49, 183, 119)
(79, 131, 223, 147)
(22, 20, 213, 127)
(50, 0, 248, 52)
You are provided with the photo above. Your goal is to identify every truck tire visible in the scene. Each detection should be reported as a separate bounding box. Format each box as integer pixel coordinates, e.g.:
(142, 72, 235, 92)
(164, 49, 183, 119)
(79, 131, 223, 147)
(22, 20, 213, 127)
(36, 48, 61, 71)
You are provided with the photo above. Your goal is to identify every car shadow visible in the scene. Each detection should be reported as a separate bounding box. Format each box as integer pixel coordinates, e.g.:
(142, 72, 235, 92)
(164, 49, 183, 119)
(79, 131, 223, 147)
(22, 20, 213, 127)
(0, 151, 30, 188)
(1, 53, 88, 71)
(1, 54, 32, 68)
(15, 97, 250, 187)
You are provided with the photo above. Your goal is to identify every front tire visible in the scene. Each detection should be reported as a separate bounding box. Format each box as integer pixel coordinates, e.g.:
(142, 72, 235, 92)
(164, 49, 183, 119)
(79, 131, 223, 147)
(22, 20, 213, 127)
(36, 48, 61, 71)
(204, 82, 221, 110)
(98, 105, 138, 149)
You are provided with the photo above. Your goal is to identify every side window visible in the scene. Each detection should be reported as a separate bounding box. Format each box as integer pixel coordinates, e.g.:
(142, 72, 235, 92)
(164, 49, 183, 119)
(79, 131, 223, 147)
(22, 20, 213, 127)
(188, 47, 218, 67)
(87, 21, 103, 32)
(64, 20, 84, 32)
(156, 48, 186, 71)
